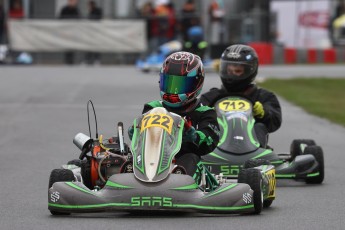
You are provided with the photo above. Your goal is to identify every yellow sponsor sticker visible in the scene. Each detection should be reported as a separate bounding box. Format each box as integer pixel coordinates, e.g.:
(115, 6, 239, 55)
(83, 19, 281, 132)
(140, 113, 174, 134)
(218, 99, 251, 112)
(266, 168, 276, 198)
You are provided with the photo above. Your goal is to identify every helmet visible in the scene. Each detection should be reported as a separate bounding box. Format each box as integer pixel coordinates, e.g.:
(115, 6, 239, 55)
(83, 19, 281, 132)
(187, 26, 204, 43)
(219, 44, 258, 91)
(160, 51, 204, 109)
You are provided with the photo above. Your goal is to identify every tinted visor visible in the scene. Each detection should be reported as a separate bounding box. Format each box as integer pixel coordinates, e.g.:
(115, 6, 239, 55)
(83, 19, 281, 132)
(160, 73, 200, 94)
(219, 60, 255, 80)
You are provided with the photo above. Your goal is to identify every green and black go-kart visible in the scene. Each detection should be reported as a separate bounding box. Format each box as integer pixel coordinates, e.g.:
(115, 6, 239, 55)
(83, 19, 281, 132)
(48, 107, 269, 215)
(202, 96, 324, 189)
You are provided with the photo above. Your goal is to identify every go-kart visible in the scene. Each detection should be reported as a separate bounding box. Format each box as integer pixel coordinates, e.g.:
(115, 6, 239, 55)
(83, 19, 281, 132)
(48, 107, 267, 215)
(202, 96, 325, 190)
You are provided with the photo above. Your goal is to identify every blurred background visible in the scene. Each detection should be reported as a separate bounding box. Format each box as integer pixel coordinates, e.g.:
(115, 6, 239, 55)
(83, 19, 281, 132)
(0, 0, 344, 65)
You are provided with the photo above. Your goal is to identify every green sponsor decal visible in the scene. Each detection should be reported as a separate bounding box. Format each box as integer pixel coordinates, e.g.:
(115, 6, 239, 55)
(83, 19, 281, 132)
(201, 161, 222, 165)
(276, 174, 296, 178)
(220, 165, 240, 176)
(157, 131, 167, 175)
(196, 105, 213, 113)
(217, 116, 228, 146)
(307, 172, 320, 177)
(197, 131, 214, 146)
(170, 183, 198, 190)
(173, 204, 254, 211)
(209, 152, 228, 161)
(158, 119, 184, 175)
(105, 181, 133, 189)
(277, 173, 320, 178)
(204, 183, 237, 198)
(65, 182, 97, 196)
(252, 149, 273, 159)
(131, 119, 145, 174)
(247, 118, 260, 147)
(270, 160, 284, 164)
(131, 197, 173, 207)
(48, 202, 254, 211)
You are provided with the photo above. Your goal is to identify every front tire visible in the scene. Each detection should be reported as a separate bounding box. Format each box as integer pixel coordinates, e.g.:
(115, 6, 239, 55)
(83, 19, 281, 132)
(304, 146, 324, 184)
(238, 168, 263, 214)
(290, 139, 316, 160)
(48, 169, 74, 216)
(243, 159, 271, 169)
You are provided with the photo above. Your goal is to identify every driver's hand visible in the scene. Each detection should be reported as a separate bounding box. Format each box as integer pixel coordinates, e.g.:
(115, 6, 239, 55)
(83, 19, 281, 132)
(253, 101, 265, 119)
(183, 126, 197, 143)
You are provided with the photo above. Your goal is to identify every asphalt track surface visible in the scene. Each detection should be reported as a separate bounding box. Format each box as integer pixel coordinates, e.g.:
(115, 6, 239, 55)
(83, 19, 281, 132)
(1, 65, 345, 230)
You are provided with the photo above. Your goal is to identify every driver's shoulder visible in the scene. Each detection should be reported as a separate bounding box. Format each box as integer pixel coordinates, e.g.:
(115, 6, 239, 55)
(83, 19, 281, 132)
(200, 87, 224, 105)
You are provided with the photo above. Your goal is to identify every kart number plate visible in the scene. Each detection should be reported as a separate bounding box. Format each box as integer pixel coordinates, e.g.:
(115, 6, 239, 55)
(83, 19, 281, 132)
(141, 113, 173, 134)
(218, 99, 250, 112)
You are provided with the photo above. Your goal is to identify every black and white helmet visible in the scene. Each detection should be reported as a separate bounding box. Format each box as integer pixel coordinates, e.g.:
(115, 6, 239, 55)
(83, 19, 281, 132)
(219, 44, 259, 91)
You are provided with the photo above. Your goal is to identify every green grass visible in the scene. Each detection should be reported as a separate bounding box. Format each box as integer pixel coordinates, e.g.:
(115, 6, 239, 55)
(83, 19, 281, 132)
(258, 78, 345, 126)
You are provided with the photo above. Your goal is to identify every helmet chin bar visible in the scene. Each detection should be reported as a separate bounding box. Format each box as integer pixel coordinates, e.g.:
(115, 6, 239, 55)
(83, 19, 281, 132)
(221, 74, 256, 92)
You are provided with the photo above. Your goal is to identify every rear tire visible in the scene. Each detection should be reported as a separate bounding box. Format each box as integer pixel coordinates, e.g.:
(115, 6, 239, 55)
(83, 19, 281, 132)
(67, 159, 82, 167)
(48, 169, 74, 216)
(81, 160, 92, 189)
(263, 200, 273, 208)
(238, 168, 263, 214)
(304, 146, 324, 184)
(290, 139, 316, 160)
(243, 159, 271, 169)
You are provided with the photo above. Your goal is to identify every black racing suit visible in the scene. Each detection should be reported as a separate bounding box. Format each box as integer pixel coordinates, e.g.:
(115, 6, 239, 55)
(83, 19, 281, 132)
(141, 99, 220, 177)
(200, 84, 282, 147)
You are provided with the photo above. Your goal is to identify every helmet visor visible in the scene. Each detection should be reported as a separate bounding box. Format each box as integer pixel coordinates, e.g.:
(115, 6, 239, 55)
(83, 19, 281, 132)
(219, 60, 255, 80)
(160, 73, 200, 94)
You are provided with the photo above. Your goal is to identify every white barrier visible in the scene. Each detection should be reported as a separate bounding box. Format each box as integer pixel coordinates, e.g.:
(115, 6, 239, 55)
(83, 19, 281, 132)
(8, 19, 147, 52)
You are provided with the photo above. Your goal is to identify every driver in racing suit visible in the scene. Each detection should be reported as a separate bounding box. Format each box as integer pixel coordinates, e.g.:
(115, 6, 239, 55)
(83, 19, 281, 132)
(129, 51, 220, 179)
(200, 44, 282, 148)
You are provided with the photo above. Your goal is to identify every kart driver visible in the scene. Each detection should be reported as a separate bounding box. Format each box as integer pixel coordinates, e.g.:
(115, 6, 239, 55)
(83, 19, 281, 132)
(129, 51, 220, 180)
(200, 44, 282, 147)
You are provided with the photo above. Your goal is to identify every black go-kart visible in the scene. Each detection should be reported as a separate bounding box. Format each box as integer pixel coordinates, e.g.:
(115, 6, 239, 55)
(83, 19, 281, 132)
(202, 96, 324, 190)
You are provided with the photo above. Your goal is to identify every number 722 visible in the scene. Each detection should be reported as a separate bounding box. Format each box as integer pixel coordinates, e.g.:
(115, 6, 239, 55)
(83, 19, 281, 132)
(140, 114, 173, 134)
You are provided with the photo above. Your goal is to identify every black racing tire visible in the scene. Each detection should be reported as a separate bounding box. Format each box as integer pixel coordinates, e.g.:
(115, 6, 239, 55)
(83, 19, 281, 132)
(81, 160, 93, 189)
(48, 169, 74, 216)
(238, 168, 263, 214)
(50, 210, 70, 216)
(304, 145, 324, 184)
(263, 199, 273, 208)
(243, 159, 271, 169)
(67, 159, 82, 167)
(48, 169, 75, 188)
(290, 139, 316, 160)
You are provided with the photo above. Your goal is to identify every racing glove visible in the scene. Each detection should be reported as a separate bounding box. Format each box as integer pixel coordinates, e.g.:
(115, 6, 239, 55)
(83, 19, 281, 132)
(128, 126, 134, 140)
(253, 101, 265, 119)
(183, 126, 197, 143)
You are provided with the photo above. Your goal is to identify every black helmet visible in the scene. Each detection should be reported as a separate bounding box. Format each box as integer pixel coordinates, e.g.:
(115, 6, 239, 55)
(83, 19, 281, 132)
(160, 51, 204, 110)
(219, 44, 258, 92)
